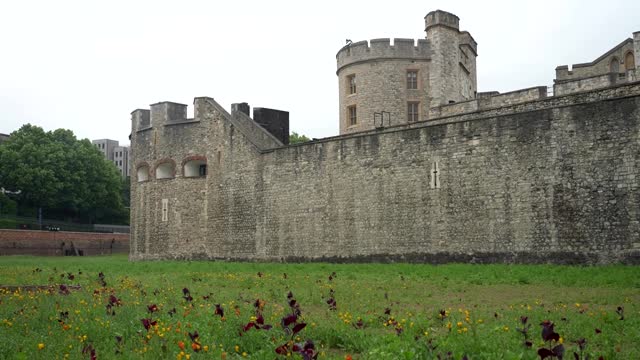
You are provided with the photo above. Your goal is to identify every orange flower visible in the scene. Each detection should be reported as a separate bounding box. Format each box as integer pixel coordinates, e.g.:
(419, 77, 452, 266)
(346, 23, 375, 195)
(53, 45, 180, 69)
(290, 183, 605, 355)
(178, 341, 185, 351)
(191, 342, 201, 351)
(345, 355, 353, 360)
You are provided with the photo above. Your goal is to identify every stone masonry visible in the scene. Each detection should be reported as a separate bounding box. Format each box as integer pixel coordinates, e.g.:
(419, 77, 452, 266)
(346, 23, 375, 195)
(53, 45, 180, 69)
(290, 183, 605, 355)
(130, 11, 640, 264)
(337, 10, 477, 134)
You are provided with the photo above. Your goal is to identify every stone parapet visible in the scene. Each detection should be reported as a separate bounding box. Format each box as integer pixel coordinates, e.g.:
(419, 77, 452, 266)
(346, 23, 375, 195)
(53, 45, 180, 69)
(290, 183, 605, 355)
(336, 38, 431, 74)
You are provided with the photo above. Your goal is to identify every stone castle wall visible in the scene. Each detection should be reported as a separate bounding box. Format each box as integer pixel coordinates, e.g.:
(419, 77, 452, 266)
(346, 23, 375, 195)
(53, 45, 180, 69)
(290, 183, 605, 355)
(555, 37, 637, 81)
(429, 86, 548, 118)
(554, 70, 638, 96)
(130, 82, 640, 264)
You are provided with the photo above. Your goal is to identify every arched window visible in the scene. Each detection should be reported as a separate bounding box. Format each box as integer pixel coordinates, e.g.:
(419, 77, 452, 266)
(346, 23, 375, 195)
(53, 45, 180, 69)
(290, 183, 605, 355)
(136, 163, 150, 182)
(155, 159, 176, 180)
(625, 52, 635, 71)
(182, 156, 207, 178)
(610, 57, 620, 73)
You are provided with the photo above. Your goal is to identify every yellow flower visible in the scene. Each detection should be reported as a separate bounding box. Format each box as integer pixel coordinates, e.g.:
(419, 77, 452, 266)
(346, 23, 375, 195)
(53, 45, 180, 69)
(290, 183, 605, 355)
(242, 352, 247, 357)
(559, 337, 564, 344)
(457, 321, 463, 327)
(38, 343, 45, 350)
(503, 326, 509, 332)
(235, 345, 240, 352)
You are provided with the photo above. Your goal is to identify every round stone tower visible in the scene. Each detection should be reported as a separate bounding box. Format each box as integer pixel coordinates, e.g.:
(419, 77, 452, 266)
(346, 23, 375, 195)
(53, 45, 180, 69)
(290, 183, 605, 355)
(336, 38, 431, 134)
(336, 10, 477, 135)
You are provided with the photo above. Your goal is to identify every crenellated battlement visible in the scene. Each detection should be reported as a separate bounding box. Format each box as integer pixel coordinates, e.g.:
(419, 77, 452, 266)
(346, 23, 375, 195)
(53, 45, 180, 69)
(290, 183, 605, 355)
(336, 38, 431, 73)
(131, 101, 203, 133)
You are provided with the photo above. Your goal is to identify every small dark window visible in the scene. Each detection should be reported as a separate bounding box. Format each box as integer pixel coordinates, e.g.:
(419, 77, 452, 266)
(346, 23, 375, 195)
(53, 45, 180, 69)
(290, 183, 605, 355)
(347, 75, 356, 94)
(407, 70, 418, 89)
(199, 164, 207, 176)
(408, 102, 419, 122)
(348, 106, 357, 126)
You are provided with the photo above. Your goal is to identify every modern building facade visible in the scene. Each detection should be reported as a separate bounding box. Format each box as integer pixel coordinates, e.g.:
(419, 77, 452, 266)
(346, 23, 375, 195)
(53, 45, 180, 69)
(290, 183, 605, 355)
(92, 139, 130, 177)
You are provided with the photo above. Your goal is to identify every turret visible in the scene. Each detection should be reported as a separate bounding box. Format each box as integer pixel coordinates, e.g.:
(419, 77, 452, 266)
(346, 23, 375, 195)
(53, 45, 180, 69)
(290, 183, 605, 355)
(150, 102, 188, 127)
(131, 109, 150, 133)
(425, 10, 477, 105)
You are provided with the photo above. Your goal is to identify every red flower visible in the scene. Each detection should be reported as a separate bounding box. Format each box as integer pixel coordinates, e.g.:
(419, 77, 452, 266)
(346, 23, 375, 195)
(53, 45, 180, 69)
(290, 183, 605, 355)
(141, 318, 157, 331)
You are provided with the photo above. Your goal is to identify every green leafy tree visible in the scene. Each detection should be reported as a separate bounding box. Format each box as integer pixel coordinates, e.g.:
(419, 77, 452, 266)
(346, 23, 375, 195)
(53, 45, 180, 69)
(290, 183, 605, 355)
(0, 124, 127, 223)
(0, 194, 17, 216)
(289, 132, 311, 144)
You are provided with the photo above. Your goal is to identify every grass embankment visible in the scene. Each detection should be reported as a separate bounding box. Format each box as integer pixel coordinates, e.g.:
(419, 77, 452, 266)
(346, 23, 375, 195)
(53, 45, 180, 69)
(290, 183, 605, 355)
(0, 255, 638, 359)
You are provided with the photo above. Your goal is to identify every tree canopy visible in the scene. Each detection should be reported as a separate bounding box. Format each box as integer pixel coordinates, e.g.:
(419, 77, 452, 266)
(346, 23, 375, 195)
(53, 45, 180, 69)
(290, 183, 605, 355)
(289, 132, 311, 144)
(0, 124, 127, 224)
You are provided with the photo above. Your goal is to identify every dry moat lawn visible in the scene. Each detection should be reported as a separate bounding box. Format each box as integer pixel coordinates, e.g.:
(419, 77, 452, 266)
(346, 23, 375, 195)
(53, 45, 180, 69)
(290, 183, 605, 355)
(0, 255, 638, 359)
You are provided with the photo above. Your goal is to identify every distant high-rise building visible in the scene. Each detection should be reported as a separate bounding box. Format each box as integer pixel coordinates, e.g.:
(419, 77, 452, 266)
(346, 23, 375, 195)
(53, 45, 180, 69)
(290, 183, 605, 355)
(0, 133, 10, 143)
(92, 139, 130, 177)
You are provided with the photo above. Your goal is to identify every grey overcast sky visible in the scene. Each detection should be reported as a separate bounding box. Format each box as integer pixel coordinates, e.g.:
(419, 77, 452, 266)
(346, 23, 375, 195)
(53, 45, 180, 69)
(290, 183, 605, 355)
(1, 0, 638, 145)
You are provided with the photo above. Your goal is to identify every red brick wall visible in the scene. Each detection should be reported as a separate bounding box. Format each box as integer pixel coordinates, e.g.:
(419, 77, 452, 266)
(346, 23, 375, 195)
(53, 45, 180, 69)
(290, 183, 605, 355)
(0, 230, 129, 256)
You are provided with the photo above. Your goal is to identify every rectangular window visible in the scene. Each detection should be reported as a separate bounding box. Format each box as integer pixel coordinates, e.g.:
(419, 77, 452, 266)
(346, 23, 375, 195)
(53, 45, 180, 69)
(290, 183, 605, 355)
(161, 199, 168, 222)
(199, 164, 207, 176)
(407, 70, 418, 89)
(348, 106, 357, 126)
(408, 102, 419, 122)
(347, 74, 356, 94)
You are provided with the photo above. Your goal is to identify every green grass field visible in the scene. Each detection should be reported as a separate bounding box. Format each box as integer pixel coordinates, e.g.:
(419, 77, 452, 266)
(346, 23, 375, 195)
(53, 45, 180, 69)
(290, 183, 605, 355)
(0, 255, 638, 359)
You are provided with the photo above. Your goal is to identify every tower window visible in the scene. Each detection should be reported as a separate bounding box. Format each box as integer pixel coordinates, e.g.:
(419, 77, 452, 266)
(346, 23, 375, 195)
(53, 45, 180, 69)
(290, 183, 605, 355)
(610, 57, 620, 73)
(156, 161, 175, 180)
(348, 106, 357, 126)
(136, 164, 150, 182)
(408, 102, 419, 122)
(347, 74, 356, 94)
(625, 52, 635, 71)
(407, 70, 418, 89)
(183, 157, 207, 178)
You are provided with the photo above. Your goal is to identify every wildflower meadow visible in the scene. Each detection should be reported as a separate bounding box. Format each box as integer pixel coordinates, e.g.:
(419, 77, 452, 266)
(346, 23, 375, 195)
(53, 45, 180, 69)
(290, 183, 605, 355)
(0, 255, 638, 359)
